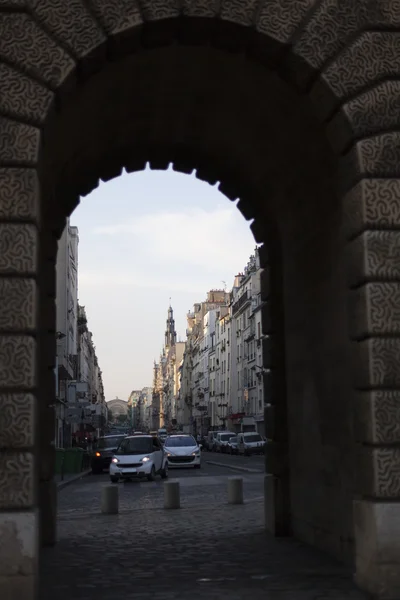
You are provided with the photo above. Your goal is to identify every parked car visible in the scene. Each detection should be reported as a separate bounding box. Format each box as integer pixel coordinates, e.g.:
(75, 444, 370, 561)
(215, 432, 236, 453)
(226, 436, 239, 455)
(206, 430, 225, 451)
(109, 434, 168, 483)
(237, 432, 265, 456)
(91, 434, 126, 474)
(164, 434, 201, 469)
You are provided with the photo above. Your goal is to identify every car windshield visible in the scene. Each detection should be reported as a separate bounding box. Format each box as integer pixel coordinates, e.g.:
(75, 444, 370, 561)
(96, 436, 125, 449)
(221, 434, 235, 441)
(116, 437, 153, 455)
(245, 434, 263, 443)
(165, 436, 196, 448)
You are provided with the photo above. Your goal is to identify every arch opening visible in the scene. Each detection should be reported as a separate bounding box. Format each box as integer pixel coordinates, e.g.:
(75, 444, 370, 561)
(39, 42, 352, 563)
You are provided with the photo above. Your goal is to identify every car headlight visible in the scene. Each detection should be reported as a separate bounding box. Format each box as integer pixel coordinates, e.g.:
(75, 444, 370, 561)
(192, 450, 200, 456)
(166, 452, 172, 457)
(142, 456, 151, 462)
(95, 452, 101, 457)
(111, 457, 119, 464)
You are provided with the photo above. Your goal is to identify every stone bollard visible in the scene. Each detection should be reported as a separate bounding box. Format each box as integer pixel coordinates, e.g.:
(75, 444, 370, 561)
(101, 485, 119, 514)
(164, 480, 180, 509)
(227, 476, 244, 504)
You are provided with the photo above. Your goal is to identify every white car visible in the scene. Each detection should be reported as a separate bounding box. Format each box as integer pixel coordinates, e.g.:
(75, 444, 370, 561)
(109, 434, 168, 482)
(164, 434, 201, 469)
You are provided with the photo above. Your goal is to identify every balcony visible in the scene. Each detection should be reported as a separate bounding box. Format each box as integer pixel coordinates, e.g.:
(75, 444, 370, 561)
(245, 325, 256, 342)
(232, 290, 250, 315)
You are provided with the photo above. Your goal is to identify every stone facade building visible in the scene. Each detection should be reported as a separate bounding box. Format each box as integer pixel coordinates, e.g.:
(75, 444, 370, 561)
(55, 219, 79, 447)
(55, 221, 106, 444)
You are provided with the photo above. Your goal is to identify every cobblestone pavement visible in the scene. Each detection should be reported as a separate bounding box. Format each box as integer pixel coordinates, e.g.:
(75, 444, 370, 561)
(40, 463, 366, 600)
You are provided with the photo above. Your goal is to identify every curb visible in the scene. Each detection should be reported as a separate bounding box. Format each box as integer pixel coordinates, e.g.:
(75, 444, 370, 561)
(57, 469, 92, 490)
(205, 460, 263, 474)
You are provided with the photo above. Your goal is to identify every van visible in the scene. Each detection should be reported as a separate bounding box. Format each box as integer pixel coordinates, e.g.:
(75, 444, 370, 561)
(206, 430, 225, 452)
(214, 431, 236, 453)
(237, 431, 265, 456)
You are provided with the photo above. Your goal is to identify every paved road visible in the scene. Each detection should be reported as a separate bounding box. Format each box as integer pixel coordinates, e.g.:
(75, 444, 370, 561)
(40, 460, 366, 600)
(203, 449, 264, 471)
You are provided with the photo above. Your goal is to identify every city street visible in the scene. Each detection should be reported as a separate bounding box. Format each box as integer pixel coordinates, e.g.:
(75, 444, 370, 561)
(203, 449, 265, 472)
(40, 459, 366, 600)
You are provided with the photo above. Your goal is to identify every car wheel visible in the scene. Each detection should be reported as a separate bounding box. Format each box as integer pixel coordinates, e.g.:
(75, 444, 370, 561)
(147, 466, 156, 481)
(160, 463, 168, 479)
(110, 476, 119, 483)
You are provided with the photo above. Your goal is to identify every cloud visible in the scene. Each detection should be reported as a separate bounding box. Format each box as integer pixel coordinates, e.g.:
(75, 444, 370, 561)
(92, 206, 255, 273)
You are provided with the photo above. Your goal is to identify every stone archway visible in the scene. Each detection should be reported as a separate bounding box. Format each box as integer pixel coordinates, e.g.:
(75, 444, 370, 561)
(0, 2, 400, 599)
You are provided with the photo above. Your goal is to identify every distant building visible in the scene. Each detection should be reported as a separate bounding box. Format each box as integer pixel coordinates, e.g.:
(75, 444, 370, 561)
(55, 219, 79, 447)
(107, 397, 129, 421)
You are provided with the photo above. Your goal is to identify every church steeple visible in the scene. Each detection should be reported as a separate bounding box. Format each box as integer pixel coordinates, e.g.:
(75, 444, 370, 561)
(165, 304, 177, 349)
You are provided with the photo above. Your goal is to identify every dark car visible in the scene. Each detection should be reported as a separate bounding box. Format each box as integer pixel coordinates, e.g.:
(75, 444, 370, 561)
(227, 436, 239, 455)
(91, 434, 126, 474)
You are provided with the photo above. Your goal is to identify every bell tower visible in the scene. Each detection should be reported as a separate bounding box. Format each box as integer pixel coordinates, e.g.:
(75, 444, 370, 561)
(165, 304, 177, 350)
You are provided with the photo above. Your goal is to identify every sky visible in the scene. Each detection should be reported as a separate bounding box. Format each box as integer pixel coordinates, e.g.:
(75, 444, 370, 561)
(71, 167, 256, 401)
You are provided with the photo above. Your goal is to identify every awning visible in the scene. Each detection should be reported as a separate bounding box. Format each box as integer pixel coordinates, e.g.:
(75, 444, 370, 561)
(229, 412, 245, 420)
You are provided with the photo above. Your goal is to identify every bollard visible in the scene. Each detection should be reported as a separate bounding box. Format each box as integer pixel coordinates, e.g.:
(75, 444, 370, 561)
(227, 476, 244, 504)
(164, 480, 180, 509)
(101, 485, 119, 514)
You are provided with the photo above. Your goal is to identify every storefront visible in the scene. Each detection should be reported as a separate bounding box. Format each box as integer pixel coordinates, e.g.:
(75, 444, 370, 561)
(227, 412, 246, 433)
(255, 415, 265, 437)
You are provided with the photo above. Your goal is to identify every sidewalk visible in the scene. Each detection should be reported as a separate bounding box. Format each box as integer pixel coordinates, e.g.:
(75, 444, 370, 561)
(40, 472, 366, 600)
(55, 469, 91, 490)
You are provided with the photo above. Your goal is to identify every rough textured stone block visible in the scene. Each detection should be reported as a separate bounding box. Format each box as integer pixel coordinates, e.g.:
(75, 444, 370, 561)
(0, 169, 40, 222)
(139, 0, 180, 20)
(349, 283, 400, 339)
(181, 0, 218, 18)
(31, 0, 105, 59)
(356, 446, 400, 498)
(0, 453, 34, 508)
(0, 225, 37, 275)
(89, 0, 143, 37)
(292, 0, 376, 82)
(354, 338, 400, 389)
(343, 179, 400, 241)
(0, 335, 36, 388)
(342, 133, 400, 193)
(0, 279, 37, 331)
(0, 394, 35, 449)
(321, 32, 400, 104)
(256, 0, 312, 43)
(220, 0, 259, 27)
(347, 231, 400, 288)
(326, 81, 400, 153)
(0, 118, 40, 165)
(0, 510, 37, 575)
(0, 13, 75, 88)
(354, 391, 400, 445)
(0, 63, 52, 124)
(354, 499, 400, 598)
